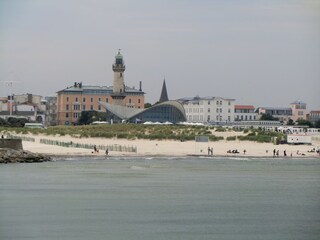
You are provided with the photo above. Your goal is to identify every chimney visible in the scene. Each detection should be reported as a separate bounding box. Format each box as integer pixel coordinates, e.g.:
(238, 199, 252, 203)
(139, 81, 142, 91)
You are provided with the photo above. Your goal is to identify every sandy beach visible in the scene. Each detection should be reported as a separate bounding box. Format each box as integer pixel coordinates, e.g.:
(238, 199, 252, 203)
(14, 132, 320, 158)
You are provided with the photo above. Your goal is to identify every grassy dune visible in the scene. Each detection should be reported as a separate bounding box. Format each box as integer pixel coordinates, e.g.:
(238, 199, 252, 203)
(0, 124, 285, 143)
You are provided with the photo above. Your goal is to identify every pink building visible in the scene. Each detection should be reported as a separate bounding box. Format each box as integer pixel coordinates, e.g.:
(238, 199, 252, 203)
(290, 100, 307, 122)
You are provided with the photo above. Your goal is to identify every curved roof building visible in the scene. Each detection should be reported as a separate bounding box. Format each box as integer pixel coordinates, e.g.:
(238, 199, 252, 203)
(99, 100, 186, 123)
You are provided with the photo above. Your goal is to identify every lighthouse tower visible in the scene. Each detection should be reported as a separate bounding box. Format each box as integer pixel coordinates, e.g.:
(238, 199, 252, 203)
(111, 50, 126, 105)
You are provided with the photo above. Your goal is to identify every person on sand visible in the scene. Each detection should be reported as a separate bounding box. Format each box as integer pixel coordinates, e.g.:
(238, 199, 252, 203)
(284, 150, 287, 157)
(105, 149, 109, 156)
(276, 150, 279, 157)
(243, 149, 246, 155)
(273, 149, 276, 157)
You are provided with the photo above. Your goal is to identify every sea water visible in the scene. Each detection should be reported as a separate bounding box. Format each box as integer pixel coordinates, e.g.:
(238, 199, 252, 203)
(0, 156, 319, 240)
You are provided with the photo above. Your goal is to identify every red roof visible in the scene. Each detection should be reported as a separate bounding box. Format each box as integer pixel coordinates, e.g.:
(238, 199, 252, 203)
(235, 105, 255, 110)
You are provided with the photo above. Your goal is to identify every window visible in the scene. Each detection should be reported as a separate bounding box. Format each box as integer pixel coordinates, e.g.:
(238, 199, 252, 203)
(208, 101, 210, 105)
(66, 105, 69, 110)
(90, 105, 93, 110)
(98, 98, 101, 102)
(220, 101, 222, 105)
(138, 99, 141, 104)
(216, 108, 219, 113)
(228, 101, 231, 106)
(82, 105, 86, 111)
(216, 116, 219, 121)
(106, 98, 108, 102)
(91, 98, 93, 103)
(228, 109, 231, 113)
(73, 113, 79, 118)
(83, 97, 86, 102)
(220, 108, 222, 113)
(73, 105, 80, 110)
(66, 113, 69, 118)
(75, 97, 78, 102)
(216, 101, 219, 105)
(129, 99, 132, 104)
(208, 108, 210, 113)
(228, 116, 231, 121)
(66, 97, 69, 102)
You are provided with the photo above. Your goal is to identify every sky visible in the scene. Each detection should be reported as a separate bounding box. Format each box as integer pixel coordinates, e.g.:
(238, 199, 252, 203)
(0, 0, 319, 109)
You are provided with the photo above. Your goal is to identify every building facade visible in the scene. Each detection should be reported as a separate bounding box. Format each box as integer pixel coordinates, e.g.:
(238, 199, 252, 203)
(56, 51, 145, 125)
(0, 93, 46, 123)
(290, 100, 307, 121)
(234, 105, 257, 121)
(179, 96, 235, 123)
(257, 107, 292, 122)
(309, 111, 320, 125)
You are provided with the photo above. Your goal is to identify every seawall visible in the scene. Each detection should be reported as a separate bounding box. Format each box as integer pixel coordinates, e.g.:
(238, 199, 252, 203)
(0, 139, 23, 151)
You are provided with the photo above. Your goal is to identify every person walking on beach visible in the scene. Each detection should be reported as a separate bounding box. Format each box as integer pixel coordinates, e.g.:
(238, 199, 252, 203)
(276, 150, 279, 157)
(105, 149, 109, 156)
(273, 149, 276, 157)
(284, 150, 287, 157)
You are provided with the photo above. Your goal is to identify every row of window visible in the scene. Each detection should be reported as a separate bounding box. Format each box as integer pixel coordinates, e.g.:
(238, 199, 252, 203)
(235, 115, 257, 121)
(208, 100, 232, 106)
(188, 115, 232, 122)
(66, 104, 102, 112)
(186, 108, 232, 113)
(235, 109, 254, 113)
(65, 97, 141, 104)
(65, 112, 80, 119)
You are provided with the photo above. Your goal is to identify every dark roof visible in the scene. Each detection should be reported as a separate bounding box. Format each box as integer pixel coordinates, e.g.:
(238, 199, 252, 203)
(57, 85, 144, 95)
(159, 79, 169, 103)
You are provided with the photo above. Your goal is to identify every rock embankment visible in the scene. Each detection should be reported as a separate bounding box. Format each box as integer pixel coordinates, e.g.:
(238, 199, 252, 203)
(0, 148, 52, 163)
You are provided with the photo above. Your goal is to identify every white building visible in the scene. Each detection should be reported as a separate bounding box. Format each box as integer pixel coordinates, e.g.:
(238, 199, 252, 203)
(179, 96, 235, 123)
(234, 105, 257, 121)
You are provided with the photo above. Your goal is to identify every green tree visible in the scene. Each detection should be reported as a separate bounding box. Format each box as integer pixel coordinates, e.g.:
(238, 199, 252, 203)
(314, 120, 320, 128)
(7, 117, 28, 127)
(144, 103, 152, 108)
(0, 118, 9, 126)
(287, 119, 294, 125)
(77, 111, 106, 125)
(296, 119, 313, 127)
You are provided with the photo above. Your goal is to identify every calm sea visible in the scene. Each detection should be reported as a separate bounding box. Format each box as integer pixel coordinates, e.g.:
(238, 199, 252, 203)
(1, 156, 319, 240)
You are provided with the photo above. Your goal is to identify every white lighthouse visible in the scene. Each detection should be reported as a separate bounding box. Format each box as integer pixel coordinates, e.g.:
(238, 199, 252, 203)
(111, 50, 126, 106)
(112, 50, 125, 94)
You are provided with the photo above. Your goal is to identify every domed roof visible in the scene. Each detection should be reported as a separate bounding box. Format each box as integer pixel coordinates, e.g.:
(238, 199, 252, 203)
(115, 50, 123, 59)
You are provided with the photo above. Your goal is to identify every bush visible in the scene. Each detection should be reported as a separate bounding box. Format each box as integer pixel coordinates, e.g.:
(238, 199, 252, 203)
(209, 135, 224, 141)
(226, 136, 237, 141)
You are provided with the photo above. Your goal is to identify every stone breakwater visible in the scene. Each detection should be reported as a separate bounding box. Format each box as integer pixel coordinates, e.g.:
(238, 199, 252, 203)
(0, 148, 51, 163)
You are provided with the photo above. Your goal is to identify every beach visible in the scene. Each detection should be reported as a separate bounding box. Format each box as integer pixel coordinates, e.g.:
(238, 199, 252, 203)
(16, 132, 320, 158)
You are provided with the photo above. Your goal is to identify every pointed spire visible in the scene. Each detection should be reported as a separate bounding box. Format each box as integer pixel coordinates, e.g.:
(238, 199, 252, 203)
(159, 78, 169, 103)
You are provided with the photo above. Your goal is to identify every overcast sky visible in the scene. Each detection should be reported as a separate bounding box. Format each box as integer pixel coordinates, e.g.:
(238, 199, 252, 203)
(1, 0, 319, 109)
